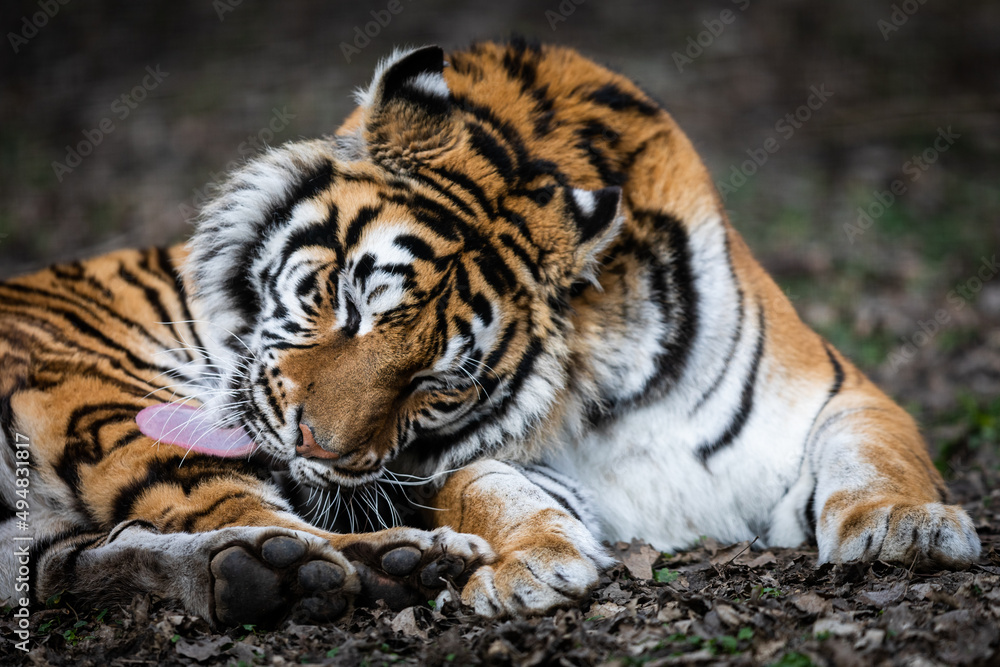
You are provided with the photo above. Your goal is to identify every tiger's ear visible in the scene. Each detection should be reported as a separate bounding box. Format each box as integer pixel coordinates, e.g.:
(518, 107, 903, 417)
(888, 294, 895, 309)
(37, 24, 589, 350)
(359, 45, 450, 116)
(549, 185, 624, 285)
(356, 46, 456, 170)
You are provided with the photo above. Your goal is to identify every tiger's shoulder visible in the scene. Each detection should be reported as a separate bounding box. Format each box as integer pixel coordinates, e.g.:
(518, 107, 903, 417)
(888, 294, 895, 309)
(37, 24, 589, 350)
(367, 40, 840, 447)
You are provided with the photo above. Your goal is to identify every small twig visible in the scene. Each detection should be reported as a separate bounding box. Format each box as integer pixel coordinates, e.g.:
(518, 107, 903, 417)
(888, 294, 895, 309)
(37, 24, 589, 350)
(906, 552, 920, 578)
(64, 599, 80, 624)
(725, 536, 760, 566)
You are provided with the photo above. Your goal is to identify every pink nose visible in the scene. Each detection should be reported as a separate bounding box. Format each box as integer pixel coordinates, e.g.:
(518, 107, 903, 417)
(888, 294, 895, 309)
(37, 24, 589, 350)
(295, 423, 340, 460)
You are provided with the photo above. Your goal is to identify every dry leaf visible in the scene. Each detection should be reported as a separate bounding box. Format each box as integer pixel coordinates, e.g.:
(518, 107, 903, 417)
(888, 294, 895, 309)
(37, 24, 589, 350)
(858, 582, 907, 608)
(390, 606, 428, 639)
(791, 592, 831, 615)
(611, 539, 661, 580)
(175, 636, 232, 662)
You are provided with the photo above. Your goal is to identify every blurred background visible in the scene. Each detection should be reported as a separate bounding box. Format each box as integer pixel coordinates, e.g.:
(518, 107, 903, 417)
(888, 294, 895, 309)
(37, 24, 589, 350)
(1, 0, 998, 477)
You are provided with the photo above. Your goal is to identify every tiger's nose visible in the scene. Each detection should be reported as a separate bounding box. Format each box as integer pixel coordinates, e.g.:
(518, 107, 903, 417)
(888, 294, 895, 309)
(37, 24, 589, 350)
(295, 423, 340, 460)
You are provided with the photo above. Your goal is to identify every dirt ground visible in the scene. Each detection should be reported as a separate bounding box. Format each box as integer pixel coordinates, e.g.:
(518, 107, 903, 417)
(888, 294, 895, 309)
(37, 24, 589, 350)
(2, 468, 998, 667)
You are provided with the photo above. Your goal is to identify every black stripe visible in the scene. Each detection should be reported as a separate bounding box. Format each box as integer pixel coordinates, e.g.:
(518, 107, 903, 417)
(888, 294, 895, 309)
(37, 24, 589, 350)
(576, 121, 626, 186)
(472, 252, 516, 295)
(134, 251, 188, 347)
(690, 230, 742, 412)
(121, 266, 176, 339)
(451, 95, 533, 182)
(467, 122, 515, 182)
(353, 253, 377, 290)
(389, 192, 461, 242)
(497, 233, 542, 283)
(576, 215, 695, 429)
(153, 246, 208, 355)
(519, 465, 588, 523)
(795, 341, 850, 537)
(652, 214, 699, 391)
(430, 166, 496, 216)
(805, 487, 818, 538)
(106, 518, 159, 543)
(580, 212, 697, 426)
(55, 402, 147, 497)
(181, 492, 249, 531)
(825, 344, 845, 398)
(696, 301, 766, 464)
(111, 428, 144, 451)
(284, 205, 341, 264)
(227, 159, 335, 320)
(51, 262, 114, 301)
(344, 296, 361, 337)
(394, 235, 437, 262)
(529, 480, 584, 523)
(588, 83, 659, 116)
(470, 293, 493, 326)
(109, 455, 252, 525)
(802, 344, 848, 457)
(344, 204, 384, 252)
(0, 283, 176, 376)
(410, 171, 477, 219)
(502, 45, 538, 89)
(1, 387, 23, 448)
(530, 84, 556, 137)
(47, 533, 104, 600)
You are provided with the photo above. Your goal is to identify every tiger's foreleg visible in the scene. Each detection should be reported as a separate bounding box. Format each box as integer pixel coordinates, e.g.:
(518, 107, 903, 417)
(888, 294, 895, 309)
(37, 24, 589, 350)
(0, 500, 492, 628)
(0, 513, 359, 627)
(809, 385, 981, 568)
(428, 460, 614, 617)
(71, 457, 492, 626)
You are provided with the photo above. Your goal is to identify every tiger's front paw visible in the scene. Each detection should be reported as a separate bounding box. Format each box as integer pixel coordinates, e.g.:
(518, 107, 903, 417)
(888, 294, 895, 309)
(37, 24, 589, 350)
(818, 501, 981, 568)
(210, 529, 358, 628)
(338, 526, 494, 610)
(461, 516, 613, 617)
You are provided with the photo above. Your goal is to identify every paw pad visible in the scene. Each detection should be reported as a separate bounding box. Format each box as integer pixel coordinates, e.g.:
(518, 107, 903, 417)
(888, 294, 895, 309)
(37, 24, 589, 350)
(299, 560, 346, 591)
(380, 546, 422, 576)
(210, 532, 352, 628)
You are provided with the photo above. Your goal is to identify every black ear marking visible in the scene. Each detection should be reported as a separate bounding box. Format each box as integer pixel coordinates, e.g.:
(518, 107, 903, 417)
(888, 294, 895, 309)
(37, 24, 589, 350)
(377, 45, 450, 115)
(566, 186, 622, 242)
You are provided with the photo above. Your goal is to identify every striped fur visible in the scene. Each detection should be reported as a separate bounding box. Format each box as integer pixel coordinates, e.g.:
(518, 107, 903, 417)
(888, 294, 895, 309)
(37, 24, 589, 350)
(0, 40, 980, 623)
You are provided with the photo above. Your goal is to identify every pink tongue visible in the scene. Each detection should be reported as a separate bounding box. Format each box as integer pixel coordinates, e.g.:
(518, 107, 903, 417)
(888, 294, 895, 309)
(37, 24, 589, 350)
(136, 403, 257, 458)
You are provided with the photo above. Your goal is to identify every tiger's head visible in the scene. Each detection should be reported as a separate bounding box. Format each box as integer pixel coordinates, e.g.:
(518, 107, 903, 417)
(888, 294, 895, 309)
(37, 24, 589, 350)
(184, 46, 622, 488)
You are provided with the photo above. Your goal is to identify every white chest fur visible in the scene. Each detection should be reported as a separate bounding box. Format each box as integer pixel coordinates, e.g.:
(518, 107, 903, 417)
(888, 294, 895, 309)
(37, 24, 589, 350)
(547, 368, 825, 552)
(543, 216, 829, 552)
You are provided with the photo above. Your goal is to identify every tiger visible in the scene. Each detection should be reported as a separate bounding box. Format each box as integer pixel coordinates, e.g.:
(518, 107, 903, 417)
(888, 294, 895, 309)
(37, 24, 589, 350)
(0, 39, 981, 629)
